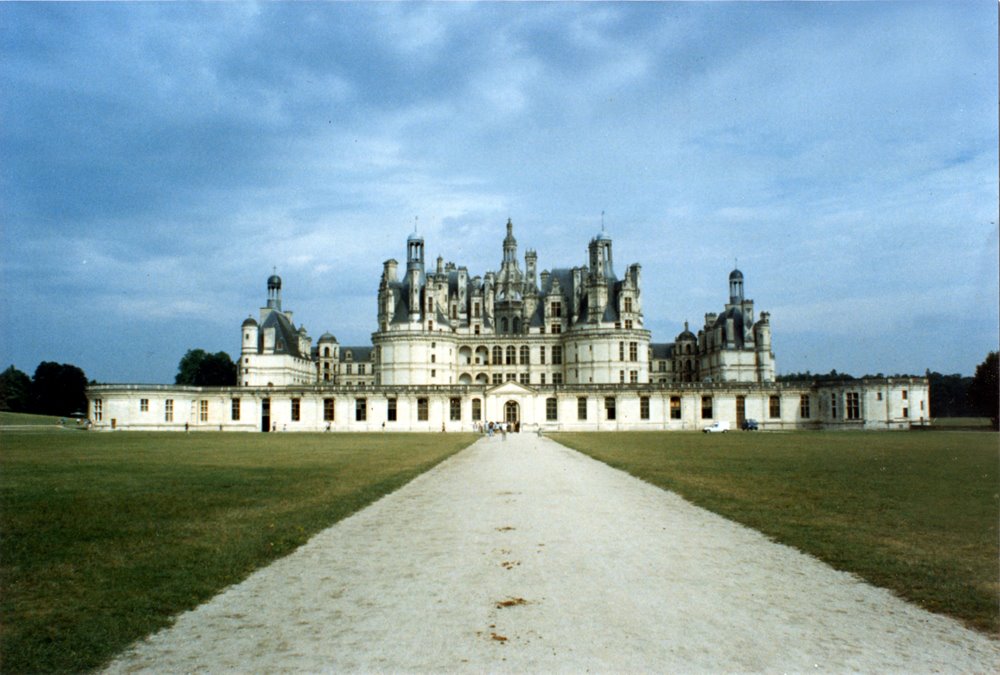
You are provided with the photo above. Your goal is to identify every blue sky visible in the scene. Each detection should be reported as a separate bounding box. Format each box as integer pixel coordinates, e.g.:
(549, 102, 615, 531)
(1, 1, 997, 383)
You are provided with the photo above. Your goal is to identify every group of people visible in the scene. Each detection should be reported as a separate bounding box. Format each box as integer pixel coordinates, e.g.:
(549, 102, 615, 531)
(476, 420, 520, 439)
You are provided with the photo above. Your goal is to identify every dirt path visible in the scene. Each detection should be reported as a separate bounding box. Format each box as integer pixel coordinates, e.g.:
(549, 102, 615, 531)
(106, 433, 999, 673)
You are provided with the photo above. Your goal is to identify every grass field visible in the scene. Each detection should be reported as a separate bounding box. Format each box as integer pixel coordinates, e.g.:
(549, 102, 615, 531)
(0, 430, 477, 674)
(552, 430, 999, 636)
(0, 411, 68, 426)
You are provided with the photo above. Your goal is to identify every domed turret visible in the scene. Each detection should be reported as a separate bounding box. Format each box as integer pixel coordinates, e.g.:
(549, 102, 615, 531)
(266, 272, 283, 311)
(242, 315, 259, 354)
(318, 332, 338, 343)
(729, 267, 744, 304)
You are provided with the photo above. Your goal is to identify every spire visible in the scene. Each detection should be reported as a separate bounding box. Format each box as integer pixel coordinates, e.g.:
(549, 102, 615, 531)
(502, 217, 518, 264)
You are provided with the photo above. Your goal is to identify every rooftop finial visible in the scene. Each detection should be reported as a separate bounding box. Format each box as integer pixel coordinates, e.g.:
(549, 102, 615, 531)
(414, 215, 418, 234)
(601, 210, 605, 232)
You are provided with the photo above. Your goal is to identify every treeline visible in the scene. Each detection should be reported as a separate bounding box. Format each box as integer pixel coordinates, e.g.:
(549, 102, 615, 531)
(0, 362, 89, 417)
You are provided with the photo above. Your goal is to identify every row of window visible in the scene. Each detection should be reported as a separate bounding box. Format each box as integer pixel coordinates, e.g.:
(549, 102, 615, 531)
(481, 345, 563, 365)
(118, 390, 916, 424)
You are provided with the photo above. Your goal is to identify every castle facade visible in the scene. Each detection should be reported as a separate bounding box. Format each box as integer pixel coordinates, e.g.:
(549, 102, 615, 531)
(88, 221, 928, 432)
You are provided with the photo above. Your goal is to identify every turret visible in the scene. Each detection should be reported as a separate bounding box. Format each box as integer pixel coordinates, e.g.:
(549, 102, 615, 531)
(241, 316, 259, 354)
(525, 249, 538, 288)
(729, 268, 744, 304)
(267, 273, 282, 311)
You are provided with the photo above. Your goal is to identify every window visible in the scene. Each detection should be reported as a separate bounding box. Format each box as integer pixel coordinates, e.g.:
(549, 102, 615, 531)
(551, 301, 562, 317)
(386, 398, 396, 422)
(506, 346, 515, 365)
(474, 325, 480, 335)
(902, 407, 909, 418)
(431, 354, 436, 363)
(551, 324, 561, 333)
(200, 400, 209, 422)
(501, 317, 508, 333)
(624, 297, 633, 313)
(902, 390, 908, 400)
(431, 369, 436, 378)
(450, 397, 461, 421)
(519, 373, 529, 385)
(619, 341, 625, 360)
(520, 345, 530, 364)
(472, 398, 482, 421)
(546, 397, 558, 421)
(800, 395, 811, 419)
(877, 392, 883, 401)
(552, 373, 563, 385)
(355, 398, 367, 421)
(231, 398, 240, 421)
(619, 370, 625, 384)
(358, 364, 365, 375)
(164, 399, 173, 422)
(540, 373, 546, 385)
(630, 370, 638, 383)
(670, 396, 681, 419)
(539, 346, 546, 364)
(474, 302, 480, 318)
(578, 397, 588, 420)
(492, 374, 502, 385)
(417, 398, 429, 421)
(552, 346, 563, 365)
(640, 396, 650, 419)
(769, 395, 780, 419)
(846, 392, 860, 420)
(506, 373, 516, 381)
(94, 399, 103, 422)
(629, 342, 638, 362)
(701, 396, 713, 419)
(140, 398, 149, 412)
(605, 397, 616, 420)
(831, 395, 838, 419)
(625, 319, 633, 329)
(492, 346, 502, 364)
(324, 398, 335, 421)
(659, 361, 667, 372)
(291, 398, 300, 421)
(346, 364, 353, 375)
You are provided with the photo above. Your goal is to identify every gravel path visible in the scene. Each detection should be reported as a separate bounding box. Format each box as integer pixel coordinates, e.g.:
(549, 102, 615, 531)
(106, 433, 999, 673)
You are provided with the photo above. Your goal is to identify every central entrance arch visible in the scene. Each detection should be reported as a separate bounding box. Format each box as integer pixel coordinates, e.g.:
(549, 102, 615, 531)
(504, 400, 520, 425)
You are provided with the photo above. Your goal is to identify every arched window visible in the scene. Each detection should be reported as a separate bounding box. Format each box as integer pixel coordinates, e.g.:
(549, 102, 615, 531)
(324, 347, 331, 357)
(685, 344, 692, 355)
(506, 346, 515, 365)
(513, 317, 521, 333)
(520, 345, 529, 364)
(492, 346, 502, 364)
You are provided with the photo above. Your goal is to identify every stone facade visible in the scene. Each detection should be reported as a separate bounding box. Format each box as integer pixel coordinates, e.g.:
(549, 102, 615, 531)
(87, 220, 929, 431)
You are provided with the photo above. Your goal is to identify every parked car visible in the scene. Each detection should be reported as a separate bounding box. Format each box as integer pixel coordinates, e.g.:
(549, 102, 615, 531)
(702, 421, 730, 433)
(741, 418, 759, 431)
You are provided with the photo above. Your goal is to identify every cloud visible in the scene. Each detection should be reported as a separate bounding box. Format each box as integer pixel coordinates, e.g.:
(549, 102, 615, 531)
(1, 1, 996, 382)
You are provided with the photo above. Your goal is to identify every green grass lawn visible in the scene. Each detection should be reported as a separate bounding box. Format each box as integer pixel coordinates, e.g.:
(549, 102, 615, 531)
(552, 431, 999, 636)
(0, 411, 68, 426)
(0, 431, 477, 674)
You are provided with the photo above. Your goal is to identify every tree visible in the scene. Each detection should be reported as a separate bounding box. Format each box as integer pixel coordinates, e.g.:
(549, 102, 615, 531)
(0, 365, 32, 412)
(175, 349, 237, 386)
(967, 352, 999, 430)
(31, 362, 89, 417)
(925, 370, 974, 418)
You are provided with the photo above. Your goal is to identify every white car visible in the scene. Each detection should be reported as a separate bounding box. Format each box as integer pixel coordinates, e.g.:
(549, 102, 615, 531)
(702, 421, 730, 433)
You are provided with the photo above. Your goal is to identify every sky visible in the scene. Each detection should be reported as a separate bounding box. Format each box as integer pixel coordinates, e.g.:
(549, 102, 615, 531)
(1, 1, 997, 384)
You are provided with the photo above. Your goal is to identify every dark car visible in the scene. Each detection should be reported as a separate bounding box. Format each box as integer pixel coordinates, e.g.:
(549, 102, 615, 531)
(741, 418, 759, 431)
